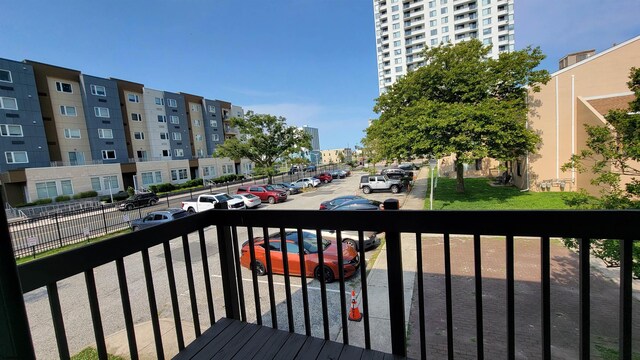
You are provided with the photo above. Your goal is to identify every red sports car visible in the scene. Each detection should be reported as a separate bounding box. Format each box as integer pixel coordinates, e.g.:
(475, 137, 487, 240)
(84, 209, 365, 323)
(240, 230, 360, 282)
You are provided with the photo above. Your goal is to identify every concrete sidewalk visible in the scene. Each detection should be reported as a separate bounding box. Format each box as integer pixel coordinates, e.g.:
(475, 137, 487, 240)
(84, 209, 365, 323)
(338, 167, 430, 354)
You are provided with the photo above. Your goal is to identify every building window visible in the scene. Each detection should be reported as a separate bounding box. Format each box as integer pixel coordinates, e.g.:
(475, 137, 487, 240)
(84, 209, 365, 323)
(0, 69, 12, 83)
(94, 107, 110, 118)
(68, 151, 85, 165)
(483, 18, 491, 25)
(172, 132, 182, 141)
(170, 115, 179, 124)
(170, 168, 188, 181)
(202, 166, 217, 177)
(102, 176, 118, 190)
(441, 7, 447, 14)
(90, 177, 102, 191)
(173, 149, 184, 157)
(393, 31, 400, 38)
(128, 94, 140, 103)
(141, 171, 160, 186)
(131, 113, 142, 121)
(210, 120, 218, 128)
(60, 105, 77, 116)
(162, 149, 170, 157)
(64, 128, 81, 139)
(430, 29, 437, 36)
(98, 128, 113, 139)
(482, 0, 490, 4)
(195, 134, 202, 141)
(133, 131, 144, 140)
(482, 8, 491, 15)
(36, 181, 57, 199)
(191, 104, 200, 112)
(392, 14, 399, 20)
(442, 16, 448, 24)
(55, 81, 73, 93)
(197, 149, 205, 157)
(212, 134, 219, 141)
(154, 97, 164, 106)
(222, 164, 234, 174)
(391, 5, 398, 11)
(208, 105, 216, 113)
(429, 10, 436, 16)
(5, 151, 28, 164)
(160, 132, 169, 140)
(0, 97, 18, 110)
(0, 124, 23, 137)
(136, 150, 147, 160)
(194, 119, 201, 127)
(101, 150, 116, 160)
(60, 180, 73, 195)
(393, 23, 400, 30)
(167, 98, 177, 107)
(483, 38, 492, 45)
(157, 115, 166, 123)
(90, 85, 106, 96)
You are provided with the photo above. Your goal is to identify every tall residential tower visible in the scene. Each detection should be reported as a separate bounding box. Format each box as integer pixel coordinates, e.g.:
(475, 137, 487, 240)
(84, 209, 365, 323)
(373, 0, 515, 93)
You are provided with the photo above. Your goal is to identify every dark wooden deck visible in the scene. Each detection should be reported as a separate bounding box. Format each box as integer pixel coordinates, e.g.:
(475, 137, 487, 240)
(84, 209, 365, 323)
(173, 318, 404, 360)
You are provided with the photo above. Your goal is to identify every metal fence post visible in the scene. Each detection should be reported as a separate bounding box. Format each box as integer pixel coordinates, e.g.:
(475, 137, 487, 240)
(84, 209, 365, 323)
(101, 205, 108, 235)
(54, 212, 63, 247)
(0, 195, 36, 359)
(383, 198, 406, 357)
(214, 202, 241, 319)
(166, 194, 170, 207)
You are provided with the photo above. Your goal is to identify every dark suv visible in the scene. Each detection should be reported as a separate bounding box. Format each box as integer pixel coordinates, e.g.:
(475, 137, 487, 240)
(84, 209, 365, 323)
(237, 185, 288, 204)
(119, 192, 159, 211)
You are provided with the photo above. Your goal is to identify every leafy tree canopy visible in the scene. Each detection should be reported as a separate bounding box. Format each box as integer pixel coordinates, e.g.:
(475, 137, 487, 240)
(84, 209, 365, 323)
(213, 111, 311, 183)
(364, 40, 550, 192)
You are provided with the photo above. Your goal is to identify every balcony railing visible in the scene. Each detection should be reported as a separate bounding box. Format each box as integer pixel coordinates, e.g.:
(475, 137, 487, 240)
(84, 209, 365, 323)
(0, 205, 638, 359)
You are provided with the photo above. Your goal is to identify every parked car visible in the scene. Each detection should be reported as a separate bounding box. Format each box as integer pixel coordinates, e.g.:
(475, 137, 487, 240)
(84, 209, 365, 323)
(320, 228, 381, 251)
(237, 185, 288, 204)
(288, 165, 301, 175)
(398, 163, 419, 171)
(332, 198, 384, 211)
(293, 177, 320, 188)
(270, 183, 302, 195)
(313, 172, 333, 184)
(381, 168, 412, 180)
(330, 170, 346, 179)
(181, 193, 245, 213)
(359, 175, 403, 194)
(319, 195, 364, 210)
(305, 165, 317, 172)
(232, 193, 262, 209)
(119, 192, 159, 211)
(130, 208, 190, 231)
(239, 230, 360, 283)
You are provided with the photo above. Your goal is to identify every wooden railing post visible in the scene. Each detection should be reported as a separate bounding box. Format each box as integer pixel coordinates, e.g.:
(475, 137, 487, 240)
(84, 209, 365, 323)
(215, 202, 241, 319)
(0, 199, 35, 359)
(383, 198, 406, 357)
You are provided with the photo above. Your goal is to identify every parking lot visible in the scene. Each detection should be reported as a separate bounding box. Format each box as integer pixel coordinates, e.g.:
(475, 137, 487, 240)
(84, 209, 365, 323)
(23, 169, 412, 358)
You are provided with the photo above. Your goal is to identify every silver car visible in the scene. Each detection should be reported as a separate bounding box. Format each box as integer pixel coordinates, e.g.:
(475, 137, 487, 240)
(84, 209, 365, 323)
(320, 229, 381, 251)
(130, 208, 190, 231)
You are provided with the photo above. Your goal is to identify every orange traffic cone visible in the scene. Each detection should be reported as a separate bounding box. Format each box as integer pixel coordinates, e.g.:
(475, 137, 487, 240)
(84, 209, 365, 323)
(348, 289, 362, 322)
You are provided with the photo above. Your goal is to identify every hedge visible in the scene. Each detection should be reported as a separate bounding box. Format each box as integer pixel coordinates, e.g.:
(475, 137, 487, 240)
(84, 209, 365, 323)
(55, 195, 71, 202)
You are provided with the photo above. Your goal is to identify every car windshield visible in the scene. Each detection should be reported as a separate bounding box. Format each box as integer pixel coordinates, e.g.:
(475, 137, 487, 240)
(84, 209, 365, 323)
(216, 194, 233, 201)
(303, 239, 331, 253)
(264, 185, 276, 191)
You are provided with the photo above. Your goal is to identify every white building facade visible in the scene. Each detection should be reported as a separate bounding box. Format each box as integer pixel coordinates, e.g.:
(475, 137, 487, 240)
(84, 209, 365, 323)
(373, 0, 515, 93)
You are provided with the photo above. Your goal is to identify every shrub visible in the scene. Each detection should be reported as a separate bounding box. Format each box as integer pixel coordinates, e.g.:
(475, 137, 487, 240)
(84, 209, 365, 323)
(73, 190, 98, 199)
(156, 183, 176, 193)
(55, 195, 71, 202)
(15, 202, 35, 208)
(33, 198, 53, 205)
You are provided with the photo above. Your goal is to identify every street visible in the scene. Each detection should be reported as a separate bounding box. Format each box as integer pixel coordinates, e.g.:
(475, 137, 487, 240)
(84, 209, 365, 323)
(23, 170, 408, 358)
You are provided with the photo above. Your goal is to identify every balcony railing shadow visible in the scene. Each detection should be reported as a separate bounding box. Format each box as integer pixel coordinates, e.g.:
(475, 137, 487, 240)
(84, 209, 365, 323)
(0, 204, 638, 359)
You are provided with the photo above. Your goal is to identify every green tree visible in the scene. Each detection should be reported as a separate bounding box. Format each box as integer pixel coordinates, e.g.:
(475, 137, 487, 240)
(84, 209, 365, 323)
(214, 111, 311, 183)
(365, 40, 550, 192)
(562, 67, 640, 277)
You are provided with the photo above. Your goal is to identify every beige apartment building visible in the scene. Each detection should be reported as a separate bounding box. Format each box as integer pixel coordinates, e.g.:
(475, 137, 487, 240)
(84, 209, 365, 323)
(320, 148, 353, 164)
(513, 35, 640, 194)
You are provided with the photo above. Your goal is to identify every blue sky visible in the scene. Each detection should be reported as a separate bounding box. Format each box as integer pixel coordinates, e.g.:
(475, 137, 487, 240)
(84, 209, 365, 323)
(4, 0, 639, 150)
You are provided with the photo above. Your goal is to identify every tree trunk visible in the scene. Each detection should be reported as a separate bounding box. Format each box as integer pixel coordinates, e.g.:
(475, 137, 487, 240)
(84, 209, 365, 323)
(455, 160, 465, 193)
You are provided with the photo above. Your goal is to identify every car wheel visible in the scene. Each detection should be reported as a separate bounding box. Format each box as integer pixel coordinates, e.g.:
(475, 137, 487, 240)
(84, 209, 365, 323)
(315, 266, 335, 283)
(132, 226, 138, 232)
(323, 179, 328, 184)
(391, 185, 400, 194)
(149, 199, 157, 206)
(253, 261, 267, 276)
(344, 239, 358, 250)
(187, 207, 196, 214)
(126, 204, 134, 211)
(268, 196, 276, 204)
(362, 186, 371, 194)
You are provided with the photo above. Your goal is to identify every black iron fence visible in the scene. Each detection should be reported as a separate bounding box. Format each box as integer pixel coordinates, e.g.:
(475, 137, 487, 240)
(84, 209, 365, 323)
(3, 206, 638, 359)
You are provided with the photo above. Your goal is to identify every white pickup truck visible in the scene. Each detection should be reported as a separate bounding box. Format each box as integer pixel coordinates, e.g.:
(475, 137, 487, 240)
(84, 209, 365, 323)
(180, 193, 246, 213)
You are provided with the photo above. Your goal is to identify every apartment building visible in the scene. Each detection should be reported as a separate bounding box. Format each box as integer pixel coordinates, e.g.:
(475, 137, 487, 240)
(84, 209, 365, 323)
(513, 35, 640, 194)
(0, 57, 255, 205)
(373, 0, 515, 93)
(320, 148, 353, 164)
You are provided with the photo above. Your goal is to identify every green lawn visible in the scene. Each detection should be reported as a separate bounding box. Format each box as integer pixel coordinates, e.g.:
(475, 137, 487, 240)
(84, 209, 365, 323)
(71, 347, 124, 360)
(427, 177, 570, 210)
